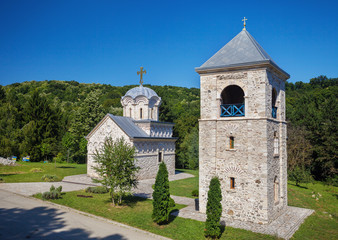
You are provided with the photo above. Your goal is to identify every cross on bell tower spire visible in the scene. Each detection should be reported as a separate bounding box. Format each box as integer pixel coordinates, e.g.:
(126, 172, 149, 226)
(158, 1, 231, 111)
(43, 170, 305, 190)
(242, 17, 247, 30)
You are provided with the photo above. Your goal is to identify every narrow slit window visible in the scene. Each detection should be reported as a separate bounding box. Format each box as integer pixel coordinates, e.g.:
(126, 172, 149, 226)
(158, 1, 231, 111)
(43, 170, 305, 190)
(140, 108, 143, 119)
(274, 176, 279, 203)
(230, 136, 235, 149)
(230, 177, 235, 189)
(274, 131, 279, 155)
(158, 151, 162, 162)
(129, 108, 132, 117)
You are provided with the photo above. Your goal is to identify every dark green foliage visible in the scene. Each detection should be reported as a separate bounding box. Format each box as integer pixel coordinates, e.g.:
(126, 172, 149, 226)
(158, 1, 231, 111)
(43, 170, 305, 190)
(92, 137, 139, 205)
(191, 189, 199, 197)
(0, 85, 5, 101)
(0, 81, 200, 165)
(205, 177, 222, 239)
(286, 77, 337, 181)
(85, 186, 109, 194)
(41, 174, 59, 182)
(0, 78, 336, 180)
(169, 197, 176, 209)
(178, 127, 199, 169)
(289, 166, 313, 186)
(152, 162, 171, 224)
(42, 185, 62, 200)
(20, 90, 60, 161)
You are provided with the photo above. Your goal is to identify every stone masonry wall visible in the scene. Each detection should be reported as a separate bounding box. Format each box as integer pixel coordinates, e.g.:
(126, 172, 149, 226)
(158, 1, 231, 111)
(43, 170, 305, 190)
(87, 116, 131, 178)
(199, 67, 287, 224)
(134, 140, 175, 179)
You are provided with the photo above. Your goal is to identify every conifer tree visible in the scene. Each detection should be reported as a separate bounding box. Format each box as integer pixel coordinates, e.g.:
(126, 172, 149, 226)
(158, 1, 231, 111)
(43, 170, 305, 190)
(152, 162, 171, 224)
(205, 177, 222, 239)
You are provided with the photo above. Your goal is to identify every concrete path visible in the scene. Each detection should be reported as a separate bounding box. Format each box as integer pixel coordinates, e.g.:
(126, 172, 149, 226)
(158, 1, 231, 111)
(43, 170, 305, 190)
(0, 189, 170, 240)
(0, 182, 93, 196)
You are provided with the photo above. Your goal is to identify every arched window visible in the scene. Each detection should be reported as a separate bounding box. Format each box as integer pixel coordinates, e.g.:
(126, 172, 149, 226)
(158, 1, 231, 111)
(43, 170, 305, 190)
(220, 85, 245, 117)
(140, 108, 143, 119)
(272, 88, 277, 118)
(129, 108, 132, 117)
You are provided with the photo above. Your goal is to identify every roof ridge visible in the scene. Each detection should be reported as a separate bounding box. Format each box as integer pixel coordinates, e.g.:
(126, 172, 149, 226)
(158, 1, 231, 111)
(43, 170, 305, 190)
(243, 30, 267, 60)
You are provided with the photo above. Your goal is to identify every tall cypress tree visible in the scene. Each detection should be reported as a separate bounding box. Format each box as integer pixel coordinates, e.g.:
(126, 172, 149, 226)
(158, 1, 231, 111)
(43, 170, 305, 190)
(152, 162, 171, 224)
(205, 177, 223, 239)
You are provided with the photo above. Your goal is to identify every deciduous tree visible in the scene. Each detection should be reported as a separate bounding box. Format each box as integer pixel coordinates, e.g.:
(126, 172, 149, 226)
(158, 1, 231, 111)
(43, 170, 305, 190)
(92, 137, 139, 206)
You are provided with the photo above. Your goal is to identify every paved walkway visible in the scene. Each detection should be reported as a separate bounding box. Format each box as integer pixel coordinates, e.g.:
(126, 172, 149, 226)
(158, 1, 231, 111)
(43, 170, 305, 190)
(0, 189, 170, 240)
(0, 172, 314, 240)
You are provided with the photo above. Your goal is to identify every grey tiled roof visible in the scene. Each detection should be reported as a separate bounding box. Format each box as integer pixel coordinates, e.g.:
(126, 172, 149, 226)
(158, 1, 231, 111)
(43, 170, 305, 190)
(196, 30, 288, 77)
(122, 85, 159, 100)
(108, 114, 148, 138)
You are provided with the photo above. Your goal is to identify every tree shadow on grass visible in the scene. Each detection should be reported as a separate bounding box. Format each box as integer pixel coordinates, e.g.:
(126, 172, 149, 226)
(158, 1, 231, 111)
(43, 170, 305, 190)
(0, 206, 128, 240)
(57, 166, 76, 169)
(288, 183, 308, 189)
(103, 195, 147, 208)
(167, 208, 178, 224)
(0, 173, 23, 177)
(219, 220, 227, 238)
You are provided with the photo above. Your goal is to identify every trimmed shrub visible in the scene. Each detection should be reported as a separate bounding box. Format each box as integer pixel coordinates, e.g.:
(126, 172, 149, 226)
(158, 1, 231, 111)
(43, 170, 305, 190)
(85, 186, 109, 194)
(169, 197, 176, 209)
(42, 185, 62, 200)
(0, 177, 4, 183)
(41, 174, 59, 182)
(152, 162, 171, 224)
(192, 189, 199, 197)
(30, 168, 43, 173)
(204, 177, 222, 239)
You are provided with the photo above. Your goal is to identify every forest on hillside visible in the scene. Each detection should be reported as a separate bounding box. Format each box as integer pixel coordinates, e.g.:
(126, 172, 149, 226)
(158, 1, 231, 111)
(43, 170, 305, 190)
(0, 76, 336, 183)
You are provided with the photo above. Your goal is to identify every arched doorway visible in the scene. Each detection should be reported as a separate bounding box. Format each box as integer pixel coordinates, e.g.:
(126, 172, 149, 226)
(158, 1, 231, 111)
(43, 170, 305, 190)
(220, 85, 245, 117)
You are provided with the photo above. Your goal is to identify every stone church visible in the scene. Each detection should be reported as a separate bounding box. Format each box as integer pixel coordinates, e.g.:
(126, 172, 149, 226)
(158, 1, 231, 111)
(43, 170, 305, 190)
(196, 23, 289, 224)
(86, 75, 176, 180)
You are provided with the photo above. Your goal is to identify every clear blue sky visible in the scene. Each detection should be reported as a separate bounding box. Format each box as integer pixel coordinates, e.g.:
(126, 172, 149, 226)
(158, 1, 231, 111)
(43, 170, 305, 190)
(1, 0, 337, 88)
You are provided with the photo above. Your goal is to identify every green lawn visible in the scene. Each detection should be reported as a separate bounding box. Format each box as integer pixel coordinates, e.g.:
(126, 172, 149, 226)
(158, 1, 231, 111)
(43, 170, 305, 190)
(34, 190, 277, 240)
(288, 181, 338, 240)
(0, 162, 87, 183)
(170, 169, 199, 198)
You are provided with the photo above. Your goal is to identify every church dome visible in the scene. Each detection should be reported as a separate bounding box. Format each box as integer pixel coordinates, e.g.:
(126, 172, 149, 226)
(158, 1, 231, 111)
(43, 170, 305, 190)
(123, 85, 159, 100)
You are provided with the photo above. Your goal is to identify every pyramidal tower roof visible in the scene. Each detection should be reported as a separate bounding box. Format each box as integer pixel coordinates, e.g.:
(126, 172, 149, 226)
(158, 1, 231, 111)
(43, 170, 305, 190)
(196, 29, 289, 78)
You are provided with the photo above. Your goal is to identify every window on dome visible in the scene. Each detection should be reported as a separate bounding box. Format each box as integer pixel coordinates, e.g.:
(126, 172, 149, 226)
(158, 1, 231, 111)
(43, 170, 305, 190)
(140, 108, 143, 119)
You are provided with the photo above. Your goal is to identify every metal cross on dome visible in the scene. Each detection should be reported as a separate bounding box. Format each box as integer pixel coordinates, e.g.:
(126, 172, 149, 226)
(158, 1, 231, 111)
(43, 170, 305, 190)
(242, 17, 247, 30)
(137, 67, 146, 85)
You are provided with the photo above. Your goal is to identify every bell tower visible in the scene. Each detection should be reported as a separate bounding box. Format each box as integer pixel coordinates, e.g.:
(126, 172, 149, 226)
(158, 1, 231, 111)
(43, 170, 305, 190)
(196, 24, 289, 224)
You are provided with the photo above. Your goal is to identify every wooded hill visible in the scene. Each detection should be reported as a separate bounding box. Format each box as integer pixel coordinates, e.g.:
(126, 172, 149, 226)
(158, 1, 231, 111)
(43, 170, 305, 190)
(0, 76, 336, 183)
